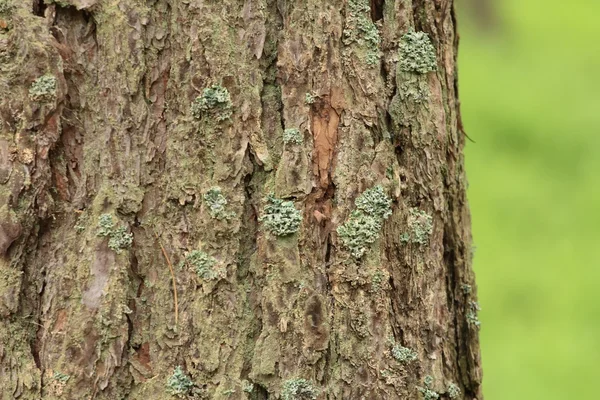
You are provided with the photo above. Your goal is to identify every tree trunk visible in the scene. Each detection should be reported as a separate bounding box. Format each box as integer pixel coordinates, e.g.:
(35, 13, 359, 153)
(0, 0, 482, 399)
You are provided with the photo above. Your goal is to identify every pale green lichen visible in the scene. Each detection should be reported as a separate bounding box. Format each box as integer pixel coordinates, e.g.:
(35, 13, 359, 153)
(96, 214, 133, 254)
(166, 366, 194, 397)
(418, 376, 440, 400)
(305, 92, 316, 105)
(52, 372, 70, 383)
(259, 196, 302, 236)
(399, 31, 437, 74)
(391, 344, 418, 363)
(400, 207, 433, 246)
(461, 284, 472, 294)
(0, 0, 13, 13)
(466, 301, 481, 328)
(343, 0, 381, 66)
(203, 187, 235, 220)
(191, 85, 232, 121)
(337, 211, 382, 259)
(355, 185, 392, 219)
(242, 380, 254, 393)
(281, 378, 319, 400)
(337, 186, 392, 258)
(180, 250, 223, 281)
(447, 383, 461, 399)
(283, 128, 303, 145)
(108, 226, 134, 253)
(29, 75, 57, 102)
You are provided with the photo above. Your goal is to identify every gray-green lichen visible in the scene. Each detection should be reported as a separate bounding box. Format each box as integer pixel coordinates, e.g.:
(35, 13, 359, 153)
(337, 185, 392, 258)
(466, 301, 481, 329)
(96, 214, 133, 254)
(400, 207, 433, 246)
(391, 344, 418, 363)
(355, 185, 392, 219)
(29, 74, 57, 102)
(191, 85, 232, 121)
(399, 31, 437, 74)
(447, 383, 461, 399)
(179, 250, 224, 281)
(343, 0, 381, 66)
(203, 187, 235, 220)
(305, 92, 316, 105)
(259, 195, 302, 236)
(283, 128, 303, 145)
(0, 0, 13, 14)
(281, 378, 319, 400)
(52, 372, 70, 383)
(166, 366, 194, 397)
(418, 376, 440, 400)
(242, 380, 254, 393)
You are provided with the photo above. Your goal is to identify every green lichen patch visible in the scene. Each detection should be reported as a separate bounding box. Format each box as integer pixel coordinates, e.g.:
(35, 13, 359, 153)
(166, 366, 194, 397)
(400, 207, 433, 246)
(337, 211, 382, 259)
(283, 128, 303, 145)
(418, 376, 440, 400)
(179, 250, 224, 281)
(203, 187, 236, 220)
(337, 185, 392, 259)
(343, 0, 381, 66)
(52, 372, 70, 383)
(355, 185, 392, 220)
(29, 74, 57, 102)
(399, 31, 437, 74)
(391, 344, 418, 363)
(0, 0, 13, 14)
(281, 378, 319, 400)
(191, 84, 233, 122)
(96, 214, 133, 254)
(305, 92, 316, 105)
(447, 383, 461, 399)
(466, 301, 481, 329)
(259, 195, 302, 236)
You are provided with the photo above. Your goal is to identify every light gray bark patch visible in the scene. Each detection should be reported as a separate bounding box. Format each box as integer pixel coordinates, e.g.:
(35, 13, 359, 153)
(82, 247, 114, 309)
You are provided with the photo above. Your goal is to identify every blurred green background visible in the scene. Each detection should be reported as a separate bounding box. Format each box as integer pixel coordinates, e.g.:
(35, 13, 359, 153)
(457, 0, 600, 398)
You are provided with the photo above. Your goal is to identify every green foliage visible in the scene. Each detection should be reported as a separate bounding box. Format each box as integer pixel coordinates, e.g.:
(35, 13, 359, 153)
(29, 75, 57, 102)
(259, 195, 302, 236)
(203, 187, 235, 220)
(283, 128, 303, 145)
(447, 383, 461, 399)
(400, 207, 433, 246)
(399, 31, 437, 74)
(391, 344, 418, 363)
(191, 85, 232, 121)
(281, 378, 319, 400)
(166, 366, 194, 397)
(460, 1, 600, 398)
(418, 376, 440, 400)
(343, 0, 381, 66)
(180, 250, 223, 280)
(96, 214, 133, 254)
(337, 186, 392, 258)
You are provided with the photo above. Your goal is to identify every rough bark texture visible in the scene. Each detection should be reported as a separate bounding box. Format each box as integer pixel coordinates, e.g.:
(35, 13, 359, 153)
(0, 0, 482, 399)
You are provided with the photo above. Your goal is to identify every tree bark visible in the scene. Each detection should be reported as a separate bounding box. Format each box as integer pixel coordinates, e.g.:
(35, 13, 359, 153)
(0, 0, 482, 399)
